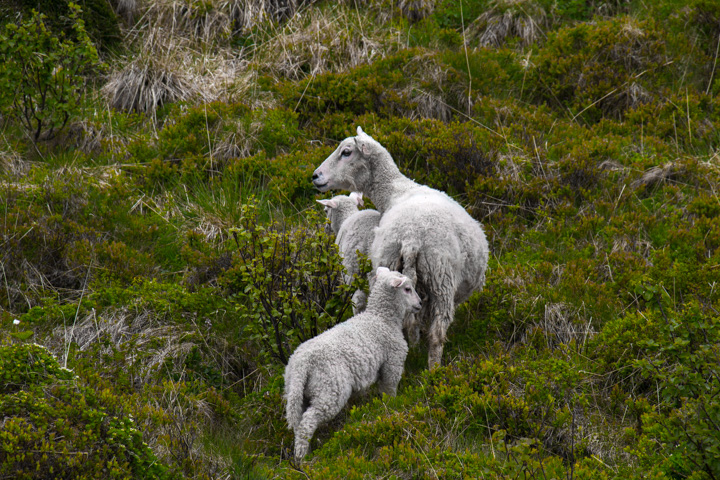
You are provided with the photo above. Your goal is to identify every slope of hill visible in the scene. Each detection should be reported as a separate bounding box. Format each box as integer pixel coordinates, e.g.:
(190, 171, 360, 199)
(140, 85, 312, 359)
(1, 0, 719, 478)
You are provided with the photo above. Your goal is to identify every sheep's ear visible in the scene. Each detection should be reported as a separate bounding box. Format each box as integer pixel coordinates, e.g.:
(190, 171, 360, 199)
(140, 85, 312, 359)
(350, 192, 364, 207)
(377, 266, 389, 275)
(356, 127, 371, 156)
(317, 199, 336, 208)
(390, 275, 405, 288)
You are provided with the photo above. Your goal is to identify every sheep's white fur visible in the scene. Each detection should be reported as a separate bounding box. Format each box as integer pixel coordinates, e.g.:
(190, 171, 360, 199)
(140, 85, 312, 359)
(284, 267, 422, 460)
(312, 126, 489, 368)
(317, 192, 380, 312)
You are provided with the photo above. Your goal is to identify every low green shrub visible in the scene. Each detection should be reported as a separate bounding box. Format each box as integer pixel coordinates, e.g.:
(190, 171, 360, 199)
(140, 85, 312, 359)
(0, 343, 170, 479)
(530, 16, 669, 122)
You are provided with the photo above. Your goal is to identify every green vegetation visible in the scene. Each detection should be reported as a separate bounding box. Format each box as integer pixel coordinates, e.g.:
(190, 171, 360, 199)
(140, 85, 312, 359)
(1, 0, 719, 478)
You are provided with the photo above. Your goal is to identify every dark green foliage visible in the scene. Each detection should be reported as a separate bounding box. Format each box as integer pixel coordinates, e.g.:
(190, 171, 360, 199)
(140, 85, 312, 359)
(0, 5, 102, 142)
(3, 0, 121, 50)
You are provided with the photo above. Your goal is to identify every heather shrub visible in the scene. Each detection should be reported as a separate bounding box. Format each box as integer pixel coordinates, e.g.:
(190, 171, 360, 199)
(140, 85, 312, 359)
(530, 16, 669, 122)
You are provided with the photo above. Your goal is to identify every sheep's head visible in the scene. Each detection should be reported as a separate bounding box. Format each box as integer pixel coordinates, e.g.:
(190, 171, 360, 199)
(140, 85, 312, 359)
(316, 192, 363, 234)
(312, 127, 381, 193)
(375, 266, 422, 315)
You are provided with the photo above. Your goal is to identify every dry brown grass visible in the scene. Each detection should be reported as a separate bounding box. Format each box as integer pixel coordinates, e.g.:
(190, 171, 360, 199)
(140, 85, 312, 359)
(251, 4, 396, 81)
(0, 149, 33, 178)
(466, 0, 548, 49)
(631, 161, 681, 189)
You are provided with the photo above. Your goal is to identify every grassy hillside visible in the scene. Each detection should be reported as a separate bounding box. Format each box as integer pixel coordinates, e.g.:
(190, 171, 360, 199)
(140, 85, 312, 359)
(1, 0, 719, 478)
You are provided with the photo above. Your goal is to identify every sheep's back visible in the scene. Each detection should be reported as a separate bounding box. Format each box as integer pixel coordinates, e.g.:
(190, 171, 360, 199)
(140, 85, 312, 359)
(372, 192, 489, 297)
(289, 316, 399, 392)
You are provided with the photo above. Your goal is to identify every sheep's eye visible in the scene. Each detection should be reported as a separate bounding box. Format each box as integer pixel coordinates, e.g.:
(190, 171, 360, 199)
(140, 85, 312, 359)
(340, 148, 352, 158)
(404, 287, 412, 293)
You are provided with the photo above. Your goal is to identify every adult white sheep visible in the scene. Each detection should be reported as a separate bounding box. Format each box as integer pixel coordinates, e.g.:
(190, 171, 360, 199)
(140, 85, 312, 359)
(317, 192, 380, 313)
(312, 127, 489, 368)
(284, 267, 422, 460)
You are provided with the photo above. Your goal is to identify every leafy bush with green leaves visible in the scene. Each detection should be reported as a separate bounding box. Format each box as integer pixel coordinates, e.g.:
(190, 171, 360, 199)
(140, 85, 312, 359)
(220, 201, 358, 364)
(0, 4, 102, 142)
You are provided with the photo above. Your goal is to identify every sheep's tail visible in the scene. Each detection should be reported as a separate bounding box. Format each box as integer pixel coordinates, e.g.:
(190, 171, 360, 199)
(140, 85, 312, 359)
(400, 239, 420, 285)
(284, 359, 309, 430)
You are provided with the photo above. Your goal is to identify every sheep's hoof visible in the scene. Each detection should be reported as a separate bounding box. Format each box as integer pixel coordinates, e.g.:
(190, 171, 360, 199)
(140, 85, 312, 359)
(294, 440, 310, 461)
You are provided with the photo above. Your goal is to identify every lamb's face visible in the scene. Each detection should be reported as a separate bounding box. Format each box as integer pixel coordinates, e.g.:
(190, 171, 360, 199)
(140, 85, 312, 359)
(376, 267, 422, 314)
(312, 132, 371, 193)
(399, 279, 423, 314)
(316, 193, 362, 234)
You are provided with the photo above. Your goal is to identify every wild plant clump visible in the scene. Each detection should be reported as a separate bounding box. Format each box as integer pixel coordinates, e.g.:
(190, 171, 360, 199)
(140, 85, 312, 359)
(220, 201, 357, 364)
(0, 5, 102, 142)
(0, 343, 169, 479)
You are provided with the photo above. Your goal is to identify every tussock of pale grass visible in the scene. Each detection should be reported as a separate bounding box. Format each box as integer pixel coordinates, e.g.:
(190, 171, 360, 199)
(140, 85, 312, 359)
(0, 149, 33, 178)
(467, 0, 547, 49)
(143, 0, 234, 44)
(50, 308, 199, 384)
(521, 302, 596, 351)
(103, 52, 208, 114)
(228, 0, 300, 35)
(631, 161, 681, 189)
(251, 5, 396, 80)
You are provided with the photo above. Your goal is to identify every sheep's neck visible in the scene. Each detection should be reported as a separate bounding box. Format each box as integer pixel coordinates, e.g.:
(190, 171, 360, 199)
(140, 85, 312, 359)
(365, 153, 418, 214)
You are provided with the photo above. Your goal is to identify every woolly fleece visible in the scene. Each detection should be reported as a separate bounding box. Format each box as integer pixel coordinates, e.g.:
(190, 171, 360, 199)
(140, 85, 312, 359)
(283, 267, 421, 460)
(312, 127, 490, 368)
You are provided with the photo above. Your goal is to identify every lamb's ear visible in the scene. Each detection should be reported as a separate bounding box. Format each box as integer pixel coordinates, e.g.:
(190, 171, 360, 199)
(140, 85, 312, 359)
(316, 199, 336, 208)
(349, 192, 364, 207)
(376, 266, 389, 275)
(390, 275, 405, 288)
(357, 126, 364, 135)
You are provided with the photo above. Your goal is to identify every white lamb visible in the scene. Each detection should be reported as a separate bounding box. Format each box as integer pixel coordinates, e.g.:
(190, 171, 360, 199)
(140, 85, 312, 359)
(317, 192, 380, 313)
(312, 127, 489, 368)
(283, 267, 422, 460)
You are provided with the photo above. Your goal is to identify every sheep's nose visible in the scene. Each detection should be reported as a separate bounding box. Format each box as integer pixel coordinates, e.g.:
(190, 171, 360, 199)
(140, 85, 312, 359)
(312, 172, 319, 180)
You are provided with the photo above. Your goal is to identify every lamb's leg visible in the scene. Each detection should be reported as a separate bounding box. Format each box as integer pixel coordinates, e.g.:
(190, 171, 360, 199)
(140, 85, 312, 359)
(293, 406, 325, 460)
(377, 361, 404, 397)
(293, 385, 352, 460)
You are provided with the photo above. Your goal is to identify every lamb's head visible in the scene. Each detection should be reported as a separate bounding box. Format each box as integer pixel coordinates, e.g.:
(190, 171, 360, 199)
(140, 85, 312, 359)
(316, 192, 364, 234)
(373, 266, 422, 316)
(312, 127, 385, 193)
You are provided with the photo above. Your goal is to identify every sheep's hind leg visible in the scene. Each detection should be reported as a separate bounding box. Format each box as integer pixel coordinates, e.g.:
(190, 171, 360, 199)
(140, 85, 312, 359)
(427, 294, 454, 369)
(293, 386, 351, 460)
(293, 406, 324, 460)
